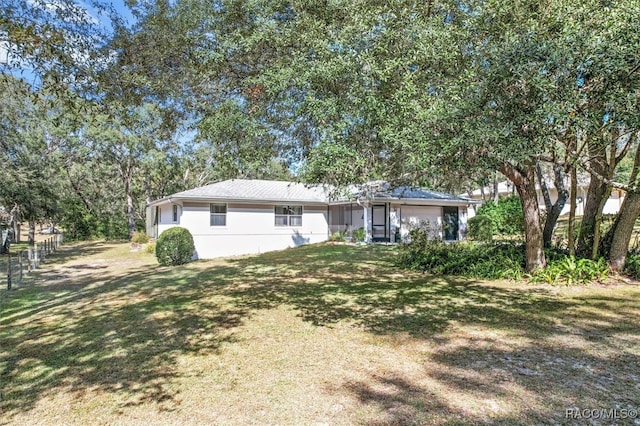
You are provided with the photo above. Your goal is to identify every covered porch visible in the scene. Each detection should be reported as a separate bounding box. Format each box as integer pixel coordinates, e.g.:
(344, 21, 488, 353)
(328, 202, 397, 243)
(328, 202, 467, 243)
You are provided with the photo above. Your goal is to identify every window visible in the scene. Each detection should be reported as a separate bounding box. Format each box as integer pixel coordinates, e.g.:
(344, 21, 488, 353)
(275, 205, 302, 227)
(210, 203, 227, 226)
(172, 205, 178, 222)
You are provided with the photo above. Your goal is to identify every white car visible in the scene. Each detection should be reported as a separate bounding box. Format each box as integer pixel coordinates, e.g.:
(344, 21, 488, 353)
(39, 227, 60, 234)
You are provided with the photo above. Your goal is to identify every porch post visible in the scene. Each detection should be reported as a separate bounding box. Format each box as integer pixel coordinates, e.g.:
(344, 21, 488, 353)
(362, 202, 371, 243)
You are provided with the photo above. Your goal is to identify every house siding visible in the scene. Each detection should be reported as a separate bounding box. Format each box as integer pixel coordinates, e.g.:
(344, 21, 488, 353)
(156, 201, 329, 259)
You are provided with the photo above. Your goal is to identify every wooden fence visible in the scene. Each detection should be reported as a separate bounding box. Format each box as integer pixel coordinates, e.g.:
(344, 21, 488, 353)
(4, 234, 64, 290)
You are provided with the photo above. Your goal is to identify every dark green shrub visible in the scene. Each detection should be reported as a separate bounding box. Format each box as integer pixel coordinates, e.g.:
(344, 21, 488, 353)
(398, 222, 525, 280)
(155, 227, 195, 266)
(625, 254, 640, 279)
(131, 231, 150, 244)
(476, 195, 524, 236)
(398, 222, 608, 284)
(353, 227, 366, 242)
(467, 215, 494, 242)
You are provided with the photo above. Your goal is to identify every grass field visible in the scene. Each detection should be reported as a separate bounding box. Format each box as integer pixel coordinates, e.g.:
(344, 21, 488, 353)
(1, 241, 639, 425)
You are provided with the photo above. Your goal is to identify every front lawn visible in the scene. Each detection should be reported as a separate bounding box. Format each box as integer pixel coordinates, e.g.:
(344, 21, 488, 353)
(1, 242, 639, 424)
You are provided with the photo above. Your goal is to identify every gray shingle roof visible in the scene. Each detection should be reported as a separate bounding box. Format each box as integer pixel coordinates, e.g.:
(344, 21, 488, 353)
(170, 179, 330, 203)
(385, 186, 473, 202)
(346, 182, 473, 202)
(155, 179, 473, 205)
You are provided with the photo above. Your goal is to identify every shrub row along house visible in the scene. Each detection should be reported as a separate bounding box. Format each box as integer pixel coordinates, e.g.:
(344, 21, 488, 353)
(146, 179, 474, 259)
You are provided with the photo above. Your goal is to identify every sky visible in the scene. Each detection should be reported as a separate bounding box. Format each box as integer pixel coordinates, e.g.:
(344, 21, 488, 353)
(110, 0, 135, 24)
(1, 0, 138, 86)
(85, 0, 136, 32)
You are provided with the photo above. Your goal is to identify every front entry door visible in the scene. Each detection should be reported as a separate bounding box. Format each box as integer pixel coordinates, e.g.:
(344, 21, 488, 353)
(443, 206, 459, 241)
(372, 204, 388, 242)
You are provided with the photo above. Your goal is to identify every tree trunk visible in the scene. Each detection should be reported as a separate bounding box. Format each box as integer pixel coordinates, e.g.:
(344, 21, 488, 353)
(576, 176, 608, 257)
(519, 180, 546, 272)
(591, 186, 612, 259)
(125, 175, 136, 240)
(28, 220, 35, 246)
(536, 163, 553, 211)
(600, 142, 640, 268)
(603, 192, 640, 271)
(501, 163, 546, 272)
(575, 134, 629, 258)
(542, 196, 568, 249)
(13, 221, 20, 244)
(568, 163, 577, 256)
(576, 140, 610, 257)
(537, 163, 569, 247)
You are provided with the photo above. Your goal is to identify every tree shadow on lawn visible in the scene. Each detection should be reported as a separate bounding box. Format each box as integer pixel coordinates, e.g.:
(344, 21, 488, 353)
(37, 240, 120, 266)
(223, 245, 568, 338)
(221, 244, 640, 421)
(2, 242, 639, 422)
(0, 262, 247, 417)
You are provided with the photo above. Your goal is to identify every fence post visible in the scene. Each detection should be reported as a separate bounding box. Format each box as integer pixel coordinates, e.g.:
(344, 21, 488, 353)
(34, 243, 39, 268)
(19, 251, 23, 284)
(7, 253, 11, 290)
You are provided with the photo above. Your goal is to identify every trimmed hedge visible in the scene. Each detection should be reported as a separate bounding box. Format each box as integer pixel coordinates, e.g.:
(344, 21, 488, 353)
(155, 227, 195, 266)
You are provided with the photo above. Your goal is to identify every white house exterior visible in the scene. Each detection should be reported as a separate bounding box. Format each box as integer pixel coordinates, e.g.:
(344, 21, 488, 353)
(147, 179, 474, 259)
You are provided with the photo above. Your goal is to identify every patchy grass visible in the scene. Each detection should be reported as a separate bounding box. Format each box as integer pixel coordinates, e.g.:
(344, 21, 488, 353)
(1, 241, 640, 425)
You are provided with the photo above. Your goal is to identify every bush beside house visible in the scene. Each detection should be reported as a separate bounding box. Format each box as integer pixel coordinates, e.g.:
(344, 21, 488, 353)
(155, 227, 195, 266)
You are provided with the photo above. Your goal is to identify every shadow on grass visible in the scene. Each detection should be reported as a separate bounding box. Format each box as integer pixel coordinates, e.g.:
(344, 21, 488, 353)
(0, 245, 245, 416)
(1, 242, 639, 423)
(221, 245, 568, 339)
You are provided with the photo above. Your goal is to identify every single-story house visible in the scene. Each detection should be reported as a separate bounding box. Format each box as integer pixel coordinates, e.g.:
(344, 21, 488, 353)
(466, 180, 625, 217)
(147, 179, 475, 259)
